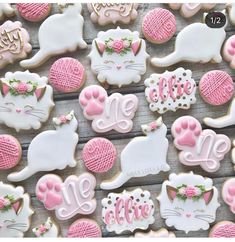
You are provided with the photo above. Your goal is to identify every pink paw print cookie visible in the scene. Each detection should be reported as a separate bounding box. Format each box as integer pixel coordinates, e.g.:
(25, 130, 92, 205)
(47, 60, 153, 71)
(79, 85, 138, 133)
(222, 178, 235, 214)
(172, 116, 231, 172)
(36, 173, 96, 220)
(223, 35, 235, 69)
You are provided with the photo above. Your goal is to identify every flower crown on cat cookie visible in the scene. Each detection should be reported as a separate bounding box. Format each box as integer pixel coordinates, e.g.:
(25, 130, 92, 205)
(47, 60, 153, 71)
(0, 195, 16, 212)
(32, 217, 53, 237)
(141, 117, 163, 134)
(53, 110, 74, 126)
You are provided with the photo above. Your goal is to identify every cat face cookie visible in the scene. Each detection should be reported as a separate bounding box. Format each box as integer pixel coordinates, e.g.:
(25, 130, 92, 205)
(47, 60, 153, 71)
(0, 182, 33, 237)
(145, 68, 196, 114)
(36, 173, 96, 220)
(89, 27, 149, 87)
(102, 188, 155, 234)
(158, 172, 220, 233)
(79, 85, 138, 133)
(87, 3, 138, 26)
(100, 117, 170, 190)
(172, 116, 231, 173)
(222, 178, 235, 214)
(8, 111, 78, 182)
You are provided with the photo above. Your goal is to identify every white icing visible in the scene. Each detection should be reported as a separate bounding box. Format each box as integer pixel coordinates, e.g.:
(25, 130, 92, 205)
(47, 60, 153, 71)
(0, 4, 15, 20)
(0, 182, 33, 237)
(232, 140, 235, 168)
(134, 228, 176, 237)
(20, 3, 87, 69)
(7, 110, 78, 182)
(228, 3, 235, 25)
(100, 117, 170, 190)
(151, 11, 227, 67)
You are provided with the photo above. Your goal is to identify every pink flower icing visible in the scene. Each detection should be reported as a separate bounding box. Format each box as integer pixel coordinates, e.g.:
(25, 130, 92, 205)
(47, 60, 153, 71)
(0, 198, 5, 209)
(184, 186, 197, 198)
(112, 40, 124, 53)
(59, 115, 67, 124)
(16, 82, 28, 94)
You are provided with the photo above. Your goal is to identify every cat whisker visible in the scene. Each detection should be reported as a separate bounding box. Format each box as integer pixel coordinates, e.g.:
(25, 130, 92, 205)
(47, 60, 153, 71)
(28, 110, 46, 116)
(163, 209, 181, 215)
(0, 110, 11, 113)
(94, 67, 112, 71)
(194, 217, 213, 223)
(125, 67, 144, 71)
(24, 112, 44, 119)
(195, 215, 214, 219)
(162, 214, 180, 218)
(7, 227, 25, 232)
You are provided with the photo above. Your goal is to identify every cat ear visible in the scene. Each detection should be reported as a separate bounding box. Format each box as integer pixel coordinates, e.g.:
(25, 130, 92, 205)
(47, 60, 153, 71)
(95, 40, 106, 56)
(131, 40, 142, 56)
(203, 189, 214, 205)
(12, 198, 23, 215)
(0, 80, 10, 96)
(35, 86, 46, 101)
(166, 185, 177, 201)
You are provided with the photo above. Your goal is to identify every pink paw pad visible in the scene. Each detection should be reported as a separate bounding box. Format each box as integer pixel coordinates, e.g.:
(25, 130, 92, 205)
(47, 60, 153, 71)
(222, 178, 235, 214)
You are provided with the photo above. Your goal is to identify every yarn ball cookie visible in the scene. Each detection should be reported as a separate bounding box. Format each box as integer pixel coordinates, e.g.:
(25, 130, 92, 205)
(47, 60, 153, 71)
(0, 135, 22, 170)
(49, 57, 85, 93)
(82, 138, 117, 173)
(199, 70, 234, 106)
(16, 3, 51, 22)
(209, 221, 235, 237)
(67, 219, 102, 238)
(142, 8, 176, 44)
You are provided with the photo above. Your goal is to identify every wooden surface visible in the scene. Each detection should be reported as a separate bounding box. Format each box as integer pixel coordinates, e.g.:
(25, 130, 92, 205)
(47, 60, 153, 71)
(0, 3, 235, 238)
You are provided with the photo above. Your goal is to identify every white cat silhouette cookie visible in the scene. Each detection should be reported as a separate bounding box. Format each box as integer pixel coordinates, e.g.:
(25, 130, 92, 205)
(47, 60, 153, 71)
(0, 4, 15, 20)
(158, 172, 220, 233)
(8, 111, 78, 182)
(0, 71, 54, 131)
(100, 117, 170, 190)
(20, 3, 87, 69)
(151, 11, 227, 67)
(89, 27, 149, 87)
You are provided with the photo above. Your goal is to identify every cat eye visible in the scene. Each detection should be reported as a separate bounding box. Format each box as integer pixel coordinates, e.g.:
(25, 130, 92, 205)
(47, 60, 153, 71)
(24, 105, 33, 111)
(193, 209, 205, 213)
(104, 60, 115, 64)
(174, 206, 184, 211)
(123, 60, 135, 64)
(4, 102, 15, 106)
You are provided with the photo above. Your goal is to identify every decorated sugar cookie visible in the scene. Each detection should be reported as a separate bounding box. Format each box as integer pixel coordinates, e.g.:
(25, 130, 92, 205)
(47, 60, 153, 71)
(209, 221, 235, 237)
(145, 68, 196, 114)
(0, 21, 31, 69)
(32, 217, 59, 237)
(0, 4, 15, 20)
(20, 3, 87, 69)
(168, 3, 216, 18)
(36, 173, 96, 220)
(172, 116, 231, 173)
(101, 118, 170, 190)
(89, 27, 148, 87)
(158, 172, 220, 233)
(223, 35, 235, 69)
(227, 3, 235, 25)
(222, 178, 235, 214)
(0, 182, 33, 237)
(151, 11, 226, 67)
(232, 141, 235, 169)
(67, 219, 101, 238)
(102, 188, 155, 234)
(0, 71, 54, 131)
(79, 85, 138, 133)
(87, 3, 138, 26)
(134, 228, 175, 238)
(8, 111, 78, 182)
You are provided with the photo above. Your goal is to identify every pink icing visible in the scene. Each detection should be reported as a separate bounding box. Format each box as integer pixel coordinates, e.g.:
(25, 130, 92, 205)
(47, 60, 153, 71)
(131, 40, 141, 55)
(142, 8, 176, 44)
(96, 41, 106, 54)
(199, 70, 234, 106)
(82, 137, 117, 173)
(49, 57, 85, 93)
(210, 222, 235, 237)
(2, 83, 10, 95)
(222, 178, 235, 214)
(112, 40, 124, 53)
(223, 35, 235, 69)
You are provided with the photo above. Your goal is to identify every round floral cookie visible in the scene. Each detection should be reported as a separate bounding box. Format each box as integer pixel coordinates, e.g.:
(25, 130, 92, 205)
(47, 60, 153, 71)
(223, 35, 235, 69)
(82, 137, 117, 173)
(0, 135, 22, 170)
(142, 8, 176, 44)
(16, 3, 51, 22)
(49, 57, 85, 93)
(199, 70, 234, 106)
(209, 221, 235, 237)
(67, 219, 101, 238)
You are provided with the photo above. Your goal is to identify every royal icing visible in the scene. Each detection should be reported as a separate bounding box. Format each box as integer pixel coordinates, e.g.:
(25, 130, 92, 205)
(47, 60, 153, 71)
(20, 3, 87, 69)
(79, 85, 138, 133)
(158, 172, 220, 233)
(0, 182, 33, 237)
(32, 217, 59, 237)
(227, 3, 235, 25)
(89, 27, 148, 87)
(168, 3, 216, 18)
(0, 4, 15, 20)
(151, 11, 226, 67)
(87, 3, 138, 25)
(100, 117, 170, 190)
(223, 35, 235, 69)
(0, 71, 54, 131)
(172, 116, 231, 173)
(102, 188, 155, 234)
(0, 21, 31, 69)
(222, 178, 235, 214)
(7, 111, 78, 182)
(145, 68, 196, 114)
(209, 221, 235, 237)
(134, 228, 176, 238)
(36, 173, 96, 220)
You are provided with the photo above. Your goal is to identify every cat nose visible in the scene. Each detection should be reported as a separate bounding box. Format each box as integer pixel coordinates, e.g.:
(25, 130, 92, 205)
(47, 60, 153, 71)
(116, 64, 122, 70)
(186, 213, 192, 218)
(16, 108, 22, 113)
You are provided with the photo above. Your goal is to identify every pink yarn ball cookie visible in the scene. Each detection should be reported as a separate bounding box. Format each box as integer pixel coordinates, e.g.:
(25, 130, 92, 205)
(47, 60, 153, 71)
(49, 57, 85, 93)
(0, 135, 22, 170)
(209, 221, 235, 238)
(82, 138, 117, 173)
(16, 3, 51, 22)
(67, 219, 102, 238)
(142, 8, 176, 44)
(199, 70, 234, 106)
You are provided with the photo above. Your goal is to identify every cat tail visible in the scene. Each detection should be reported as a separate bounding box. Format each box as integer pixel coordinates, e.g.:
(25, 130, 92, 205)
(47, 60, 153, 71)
(7, 166, 37, 182)
(20, 49, 47, 69)
(100, 172, 130, 190)
(203, 115, 235, 128)
(151, 51, 182, 67)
